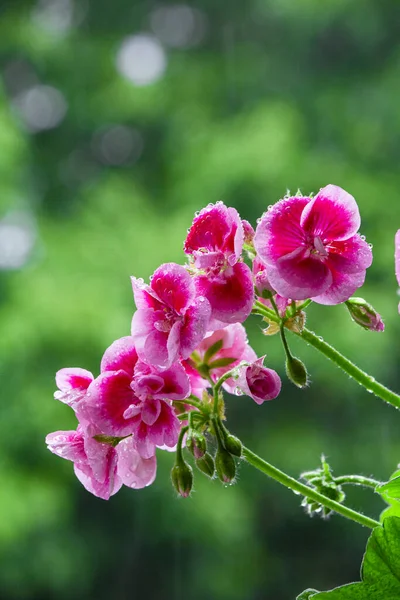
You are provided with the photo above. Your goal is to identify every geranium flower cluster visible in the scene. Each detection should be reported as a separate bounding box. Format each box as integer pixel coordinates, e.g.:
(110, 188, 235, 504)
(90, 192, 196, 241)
(47, 184, 374, 499)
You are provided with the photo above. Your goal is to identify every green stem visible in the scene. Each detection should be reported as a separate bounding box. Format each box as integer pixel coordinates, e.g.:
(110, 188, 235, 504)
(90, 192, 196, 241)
(334, 475, 382, 489)
(242, 446, 379, 529)
(213, 363, 250, 413)
(173, 398, 204, 411)
(293, 328, 400, 410)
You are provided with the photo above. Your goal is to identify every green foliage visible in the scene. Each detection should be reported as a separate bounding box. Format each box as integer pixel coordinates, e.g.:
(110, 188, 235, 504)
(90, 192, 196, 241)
(297, 517, 400, 599)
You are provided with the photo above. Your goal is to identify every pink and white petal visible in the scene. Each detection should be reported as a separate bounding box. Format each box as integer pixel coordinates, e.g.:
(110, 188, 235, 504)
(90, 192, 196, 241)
(395, 230, 400, 287)
(254, 196, 309, 265)
(117, 438, 157, 489)
(270, 255, 332, 300)
(74, 461, 122, 500)
(134, 422, 157, 459)
(311, 269, 366, 305)
(148, 401, 181, 448)
(300, 185, 361, 241)
(181, 359, 208, 398)
(84, 429, 116, 484)
(84, 371, 139, 437)
(326, 234, 373, 274)
(179, 296, 211, 359)
(155, 362, 190, 400)
(195, 262, 254, 324)
(100, 336, 138, 375)
(56, 368, 94, 392)
(131, 308, 165, 357)
(184, 202, 234, 254)
(226, 206, 244, 260)
(141, 398, 162, 426)
(166, 320, 182, 367)
(46, 429, 87, 465)
(131, 277, 163, 311)
(150, 263, 195, 314)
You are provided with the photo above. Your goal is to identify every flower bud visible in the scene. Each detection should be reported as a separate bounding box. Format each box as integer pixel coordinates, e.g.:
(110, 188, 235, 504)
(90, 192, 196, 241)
(236, 357, 282, 404)
(195, 453, 215, 478)
(215, 447, 236, 484)
(187, 431, 207, 459)
(285, 356, 308, 389)
(171, 462, 193, 498)
(345, 297, 384, 332)
(242, 219, 255, 245)
(223, 433, 242, 457)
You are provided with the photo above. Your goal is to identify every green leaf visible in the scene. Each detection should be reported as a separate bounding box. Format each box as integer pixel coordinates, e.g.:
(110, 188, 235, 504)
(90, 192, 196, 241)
(208, 357, 237, 369)
(376, 475, 400, 500)
(298, 517, 400, 599)
(203, 339, 223, 364)
(380, 498, 400, 523)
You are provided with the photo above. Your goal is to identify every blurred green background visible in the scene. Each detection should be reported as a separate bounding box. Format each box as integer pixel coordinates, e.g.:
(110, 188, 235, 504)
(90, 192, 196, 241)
(1, 0, 400, 598)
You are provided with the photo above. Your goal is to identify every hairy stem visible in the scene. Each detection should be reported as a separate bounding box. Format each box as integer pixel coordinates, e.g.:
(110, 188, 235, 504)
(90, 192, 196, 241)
(293, 328, 400, 410)
(333, 475, 382, 489)
(243, 446, 380, 529)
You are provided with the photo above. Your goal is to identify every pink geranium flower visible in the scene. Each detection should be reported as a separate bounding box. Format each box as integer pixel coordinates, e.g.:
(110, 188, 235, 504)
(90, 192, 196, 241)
(46, 425, 156, 498)
(196, 323, 256, 393)
(254, 185, 373, 305)
(184, 202, 254, 324)
(131, 263, 211, 369)
(235, 357, 281, 404)
(82, 359, 189, 458)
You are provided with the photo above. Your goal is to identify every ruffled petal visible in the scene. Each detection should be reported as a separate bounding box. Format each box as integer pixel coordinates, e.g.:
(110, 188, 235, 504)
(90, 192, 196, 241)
(131, 277, 163, 310)
(131, 309, 170, 367)
(326, 234, 373, 274)
(74, 460, 122, 500)
(150, 263, 195, 314)
(84, 371, 139, 437)
(116, 437, 157, 489)
(268, 254, 332, 300)
(254, 196, 309, 265)
(141, 398, 162, 426)
(311, 269, 366, 305)
(184, 202, 242, 259)
(179, 296, 211, 359)
(300, 184, 361, 241)
(54, 368, 93, 407)
(46, 429, 87, 465)
(100, 336, 138, 375)
(154, 362, 190, 400)
(194, 262, 254, 323)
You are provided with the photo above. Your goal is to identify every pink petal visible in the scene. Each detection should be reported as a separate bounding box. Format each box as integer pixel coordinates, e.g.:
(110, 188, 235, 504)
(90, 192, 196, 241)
(179, 296, 211, 359)
(100, 336, 138, 375)
(184, 202, 243, 260)
(131, 277, 163, 311)
(300, 185, 361, 241)
(154, 363, 190, 400)
(74, 461, 122, 500)
(135, 422, 157, 459)
(311, 269, 366, 305)
(395, 230, 400, 287)
(84, 371, 139, 437)
(150, 263, 195, 314)
(131, 308, 169, 367)
(254, 196, 309, 265)
(268, 254, 332, 300)
(194, 262, 254, 323)
(83, 428, 116, 484)
(326, 234, 372, 274)
(46, 429, 87, 465)
(148, 400, 181, 448)
(116, 438, 157, 489)
(54, 368, 94, 406)
(141, 398, 162, 426)
(237, 357, 281, 404)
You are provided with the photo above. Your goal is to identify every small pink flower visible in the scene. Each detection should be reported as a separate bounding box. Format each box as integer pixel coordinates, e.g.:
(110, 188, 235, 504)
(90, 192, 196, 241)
(46, 426, 122, 500)
(196, 323, 256, 392)
(242, 219, 255, 245)
(235, 357, 281, 404)
(54, 368, 93, 409)
(184, 202, 254, 324)
(254, 185, 373, 305)
(82, 361, 189, 458)
(131, 263, 211, 369)
(395, 230, 400, 313)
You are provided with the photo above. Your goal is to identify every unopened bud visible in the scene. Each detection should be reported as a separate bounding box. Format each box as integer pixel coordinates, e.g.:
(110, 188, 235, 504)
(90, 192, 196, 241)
(171, 462, 193, 498)
(195, 453, 215, 478)
(223, 434, 242, 457)
(285, 356, 308, 389)
(345, 297, 384, 332)
(187, 431, 207, 459)
(215, 447, 236, 484)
